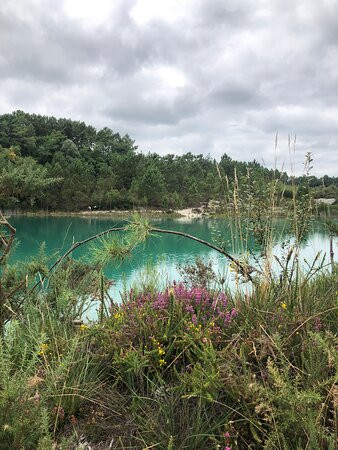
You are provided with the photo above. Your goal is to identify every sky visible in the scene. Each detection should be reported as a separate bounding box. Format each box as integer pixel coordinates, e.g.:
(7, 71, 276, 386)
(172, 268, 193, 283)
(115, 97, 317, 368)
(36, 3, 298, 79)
(0, 0, 337, 176)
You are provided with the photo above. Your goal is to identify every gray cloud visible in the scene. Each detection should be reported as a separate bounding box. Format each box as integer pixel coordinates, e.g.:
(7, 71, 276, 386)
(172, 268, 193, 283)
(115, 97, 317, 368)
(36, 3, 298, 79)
(0, 0, 337, 175)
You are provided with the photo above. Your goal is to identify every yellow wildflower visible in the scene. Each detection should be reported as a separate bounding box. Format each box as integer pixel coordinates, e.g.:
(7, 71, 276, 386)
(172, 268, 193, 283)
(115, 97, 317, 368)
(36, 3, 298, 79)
(229, 262, 237, 272)
(38, 343, 48, 356)
(114, 312, 121, 320)
(159, 359, 166, 366)
(8, 148, 17, 161)
(281, 302, 287, 310)
(158, 347, 165, 356)
(79, 324, 88, 331)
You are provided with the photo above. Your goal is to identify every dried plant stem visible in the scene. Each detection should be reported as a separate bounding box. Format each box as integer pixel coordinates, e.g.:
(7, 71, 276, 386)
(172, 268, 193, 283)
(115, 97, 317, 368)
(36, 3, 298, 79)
(0, 210, 16, 264)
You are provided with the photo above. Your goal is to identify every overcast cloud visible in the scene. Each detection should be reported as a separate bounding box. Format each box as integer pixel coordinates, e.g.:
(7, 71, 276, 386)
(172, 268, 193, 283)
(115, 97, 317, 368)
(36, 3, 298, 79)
(0, 0, 337, 175)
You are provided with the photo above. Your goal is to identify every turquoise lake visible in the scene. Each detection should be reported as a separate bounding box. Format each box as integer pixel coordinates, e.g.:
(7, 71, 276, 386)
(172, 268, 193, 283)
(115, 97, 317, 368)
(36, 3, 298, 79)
(7, 215, 336, 316)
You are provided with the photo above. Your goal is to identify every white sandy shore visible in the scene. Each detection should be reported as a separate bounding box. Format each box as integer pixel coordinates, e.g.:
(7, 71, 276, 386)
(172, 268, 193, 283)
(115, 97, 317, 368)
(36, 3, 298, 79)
(4, 207, 211, 219)
(176, 208, 205, 218)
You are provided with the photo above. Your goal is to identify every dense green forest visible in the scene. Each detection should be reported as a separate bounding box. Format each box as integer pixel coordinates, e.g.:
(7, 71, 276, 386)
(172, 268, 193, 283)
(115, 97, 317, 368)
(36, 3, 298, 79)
(0, 110, 337, 211)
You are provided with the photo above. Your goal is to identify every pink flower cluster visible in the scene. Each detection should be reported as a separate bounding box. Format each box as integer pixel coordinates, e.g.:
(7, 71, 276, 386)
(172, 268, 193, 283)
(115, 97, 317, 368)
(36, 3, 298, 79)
(123, 283, 237, 326)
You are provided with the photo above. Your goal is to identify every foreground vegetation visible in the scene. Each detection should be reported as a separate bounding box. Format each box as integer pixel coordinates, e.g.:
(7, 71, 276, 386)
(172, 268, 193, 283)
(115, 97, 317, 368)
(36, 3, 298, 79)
(0, 208, 337, 449)
(0, 255, 336, 449)
(0, 146, 337, 448)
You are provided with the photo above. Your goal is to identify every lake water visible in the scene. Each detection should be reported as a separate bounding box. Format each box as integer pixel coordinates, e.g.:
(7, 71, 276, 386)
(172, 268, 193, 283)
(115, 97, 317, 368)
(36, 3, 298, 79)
(8, 215, 336, 310)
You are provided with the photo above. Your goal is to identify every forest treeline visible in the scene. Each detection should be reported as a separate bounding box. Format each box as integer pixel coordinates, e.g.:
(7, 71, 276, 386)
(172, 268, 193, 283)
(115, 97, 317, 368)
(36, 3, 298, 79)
(0, 110, 337, 211)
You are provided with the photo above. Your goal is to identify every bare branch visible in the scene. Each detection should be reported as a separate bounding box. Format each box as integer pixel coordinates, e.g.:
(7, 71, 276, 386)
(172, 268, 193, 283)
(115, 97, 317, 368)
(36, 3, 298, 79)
(28, 223, 258, 294)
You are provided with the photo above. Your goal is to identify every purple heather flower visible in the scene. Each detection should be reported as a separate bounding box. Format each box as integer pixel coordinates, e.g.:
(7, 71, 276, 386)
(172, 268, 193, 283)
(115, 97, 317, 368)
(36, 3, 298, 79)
(153, 292, 169, 310)
(123, 283, 237, 332)
(219, 292, 228, 306)
(231, 308, 237, 317)
(224, 312, 231, 323)
(314, 317, 322, 332)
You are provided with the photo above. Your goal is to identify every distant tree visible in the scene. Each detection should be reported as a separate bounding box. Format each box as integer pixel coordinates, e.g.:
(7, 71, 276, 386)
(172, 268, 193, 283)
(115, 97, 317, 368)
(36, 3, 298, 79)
(0, 111, 36, 157)
(96, 128, 136, 157)
(170, 191, 182, 209)
(0, 147, 61, 208)
(134, 163, 166, 206)
(36, 131, 66, 164)
(187, 177, 200, 205)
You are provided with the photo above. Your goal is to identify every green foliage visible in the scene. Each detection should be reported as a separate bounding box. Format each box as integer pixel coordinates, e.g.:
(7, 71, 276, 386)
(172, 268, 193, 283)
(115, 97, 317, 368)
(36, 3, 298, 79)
(0, 286, 108, 449)
(131, 162, 166, 206)
(89, 218, 151, 268)
(90, 235, 133, 267)
(312, 185, 338, 199)
(2, 110, 335, 212)
(0, 322, 50, 448)
(0, 147, 61, 207)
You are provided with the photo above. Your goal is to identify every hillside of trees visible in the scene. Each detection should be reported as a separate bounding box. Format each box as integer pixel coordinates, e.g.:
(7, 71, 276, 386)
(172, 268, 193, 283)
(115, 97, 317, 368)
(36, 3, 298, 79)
(0, 110, 337, 211)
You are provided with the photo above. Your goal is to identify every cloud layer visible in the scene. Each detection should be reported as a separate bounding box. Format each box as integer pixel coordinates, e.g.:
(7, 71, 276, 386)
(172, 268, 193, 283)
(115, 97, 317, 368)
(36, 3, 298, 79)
(0, 0, 337, 175)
